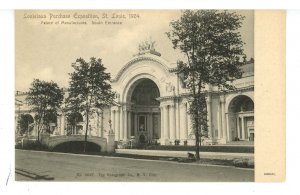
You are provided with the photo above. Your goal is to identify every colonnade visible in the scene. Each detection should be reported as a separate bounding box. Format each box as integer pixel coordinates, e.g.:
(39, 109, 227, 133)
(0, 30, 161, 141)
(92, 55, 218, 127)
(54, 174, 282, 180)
(25, 95, 215, 144)
(159, 102, 188, 144)
(110, 106, 162, 141)
(158, 95, 214, 144)
(235, 114, 254, 141)
(17, 94, 254, 145)
(54, 110, 105, 137)
(110, 107, 131, 141)
(216, 95, 227, 142)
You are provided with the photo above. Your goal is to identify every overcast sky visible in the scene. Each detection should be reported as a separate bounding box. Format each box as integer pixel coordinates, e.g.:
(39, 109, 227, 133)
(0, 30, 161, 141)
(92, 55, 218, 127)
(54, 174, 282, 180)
(16, 10, 253, 92)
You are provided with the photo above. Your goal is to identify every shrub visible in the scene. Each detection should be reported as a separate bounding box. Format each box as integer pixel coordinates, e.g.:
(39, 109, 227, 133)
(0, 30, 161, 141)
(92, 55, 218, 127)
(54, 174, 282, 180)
(183, 140, 188, 146)
(52, 141, 101, 153)
(234, 137, 240, 141)
(247, 159, 255, 168)
(233, 158, 254, 168)
(117, 140, 132, 149)
(174, 139, 180, 145)
(15, 140, 49, 151)
(145, 145, 254, 153)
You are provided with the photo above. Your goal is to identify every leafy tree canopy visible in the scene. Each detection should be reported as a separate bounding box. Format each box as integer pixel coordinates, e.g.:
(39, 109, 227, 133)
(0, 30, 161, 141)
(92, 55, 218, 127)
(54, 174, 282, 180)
(19, 114, 34, 135)
(66, 112, 83, 126)
(66, 57, 115, 113)
(26, 79, 64, 140)
(167, 10, 245, 90)
(26, 79, 64, 114)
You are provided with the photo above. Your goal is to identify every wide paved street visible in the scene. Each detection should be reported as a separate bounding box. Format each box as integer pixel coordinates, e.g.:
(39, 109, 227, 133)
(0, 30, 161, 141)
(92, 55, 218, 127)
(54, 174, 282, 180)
(15, 149, 254, 182)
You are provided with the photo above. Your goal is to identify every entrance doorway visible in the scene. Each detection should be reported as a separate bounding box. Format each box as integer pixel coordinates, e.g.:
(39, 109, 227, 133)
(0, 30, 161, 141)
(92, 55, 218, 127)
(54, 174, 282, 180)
(129, 78, 161, 143)
(228, 95, 254, 141)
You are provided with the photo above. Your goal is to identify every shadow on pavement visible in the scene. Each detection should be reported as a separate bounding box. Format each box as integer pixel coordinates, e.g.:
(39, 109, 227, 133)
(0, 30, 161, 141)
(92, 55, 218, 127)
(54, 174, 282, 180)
(15, 168, 54, 181)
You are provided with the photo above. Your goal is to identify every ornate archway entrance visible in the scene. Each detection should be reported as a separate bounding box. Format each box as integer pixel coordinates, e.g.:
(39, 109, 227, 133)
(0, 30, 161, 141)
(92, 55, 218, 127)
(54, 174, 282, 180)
(227, 95, 254, 141)
(110, 50, 173, 143)
(110, 48, 188, 145)
(127, 78, 161, 143)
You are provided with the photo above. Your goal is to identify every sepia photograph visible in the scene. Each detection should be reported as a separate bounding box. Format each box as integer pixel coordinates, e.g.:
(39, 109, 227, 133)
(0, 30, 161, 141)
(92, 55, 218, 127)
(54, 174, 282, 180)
(15, 10, 256, 182)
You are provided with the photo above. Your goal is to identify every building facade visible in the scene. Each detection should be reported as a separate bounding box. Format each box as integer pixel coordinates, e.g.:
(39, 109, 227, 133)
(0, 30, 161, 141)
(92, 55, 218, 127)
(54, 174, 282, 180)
(15, 48, 254, 145)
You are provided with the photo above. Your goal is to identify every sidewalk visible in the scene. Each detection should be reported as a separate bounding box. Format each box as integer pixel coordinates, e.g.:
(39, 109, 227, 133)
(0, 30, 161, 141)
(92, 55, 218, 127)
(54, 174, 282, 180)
(116, 149, 254, 160)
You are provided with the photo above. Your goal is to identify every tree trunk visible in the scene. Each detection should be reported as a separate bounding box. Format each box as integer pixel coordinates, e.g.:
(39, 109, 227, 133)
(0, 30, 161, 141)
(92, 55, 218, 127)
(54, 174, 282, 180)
(195, 103, 200, 160)
(37, 128, 40, 143)
(196, 82, 204, 161)
(84, 110, 89, 152)
(191, 70, 200, 161)
(36, 115, 42, 143)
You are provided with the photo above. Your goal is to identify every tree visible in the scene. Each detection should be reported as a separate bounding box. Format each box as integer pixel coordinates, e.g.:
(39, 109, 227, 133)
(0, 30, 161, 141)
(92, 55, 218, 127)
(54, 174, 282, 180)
(43, 111, 58, 134)
(66, 112, 83, 135)
(66, 57, 115, 152)
(19, 114, 34, 136)
(167, 10, 245, 160)
(26, 79, 64, 142)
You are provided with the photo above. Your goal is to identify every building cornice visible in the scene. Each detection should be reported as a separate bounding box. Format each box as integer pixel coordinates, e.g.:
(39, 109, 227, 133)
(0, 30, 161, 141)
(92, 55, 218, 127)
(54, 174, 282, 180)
(156, 85, 254, 101)
(169, 62, 254, 76)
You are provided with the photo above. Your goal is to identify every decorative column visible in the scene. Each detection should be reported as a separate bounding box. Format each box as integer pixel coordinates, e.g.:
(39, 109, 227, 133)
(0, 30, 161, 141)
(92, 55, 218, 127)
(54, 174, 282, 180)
(179, 102, 187, 140)
(163, 105, 169, 141)
(237, 116, 240, 139)
(128, 111, 132, 138)
(220, 95, 227, 141)
(187, 103, 192, 136)
(34, 118, 38, 136)
(148, 113, 153, 139)
(124, 109, 127, 140)
(57, 114, 61, 135)
(111, 109, 115, 131)
(60, 112, 65, 135)
(241, 116, 245, 140)
(119, 107, 123, 140)
(160, 106, 164, 143)
(175, 101, 180, 139)
(15, 113, 19, 135)
(206, 94, 212, 139)
(97, 110, 100, 136)
(226, 113, 230, 142)
(134, 113, 138, 137)
(169, 104, 176, 141)
(217, 101, 222, 139)
(100, 111, 104, 137)
(116, 108, 120, 140)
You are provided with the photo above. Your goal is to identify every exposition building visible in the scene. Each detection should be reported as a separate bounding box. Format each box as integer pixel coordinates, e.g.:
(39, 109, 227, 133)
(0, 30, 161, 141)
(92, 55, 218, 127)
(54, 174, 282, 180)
(15, 45, 254, 146)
